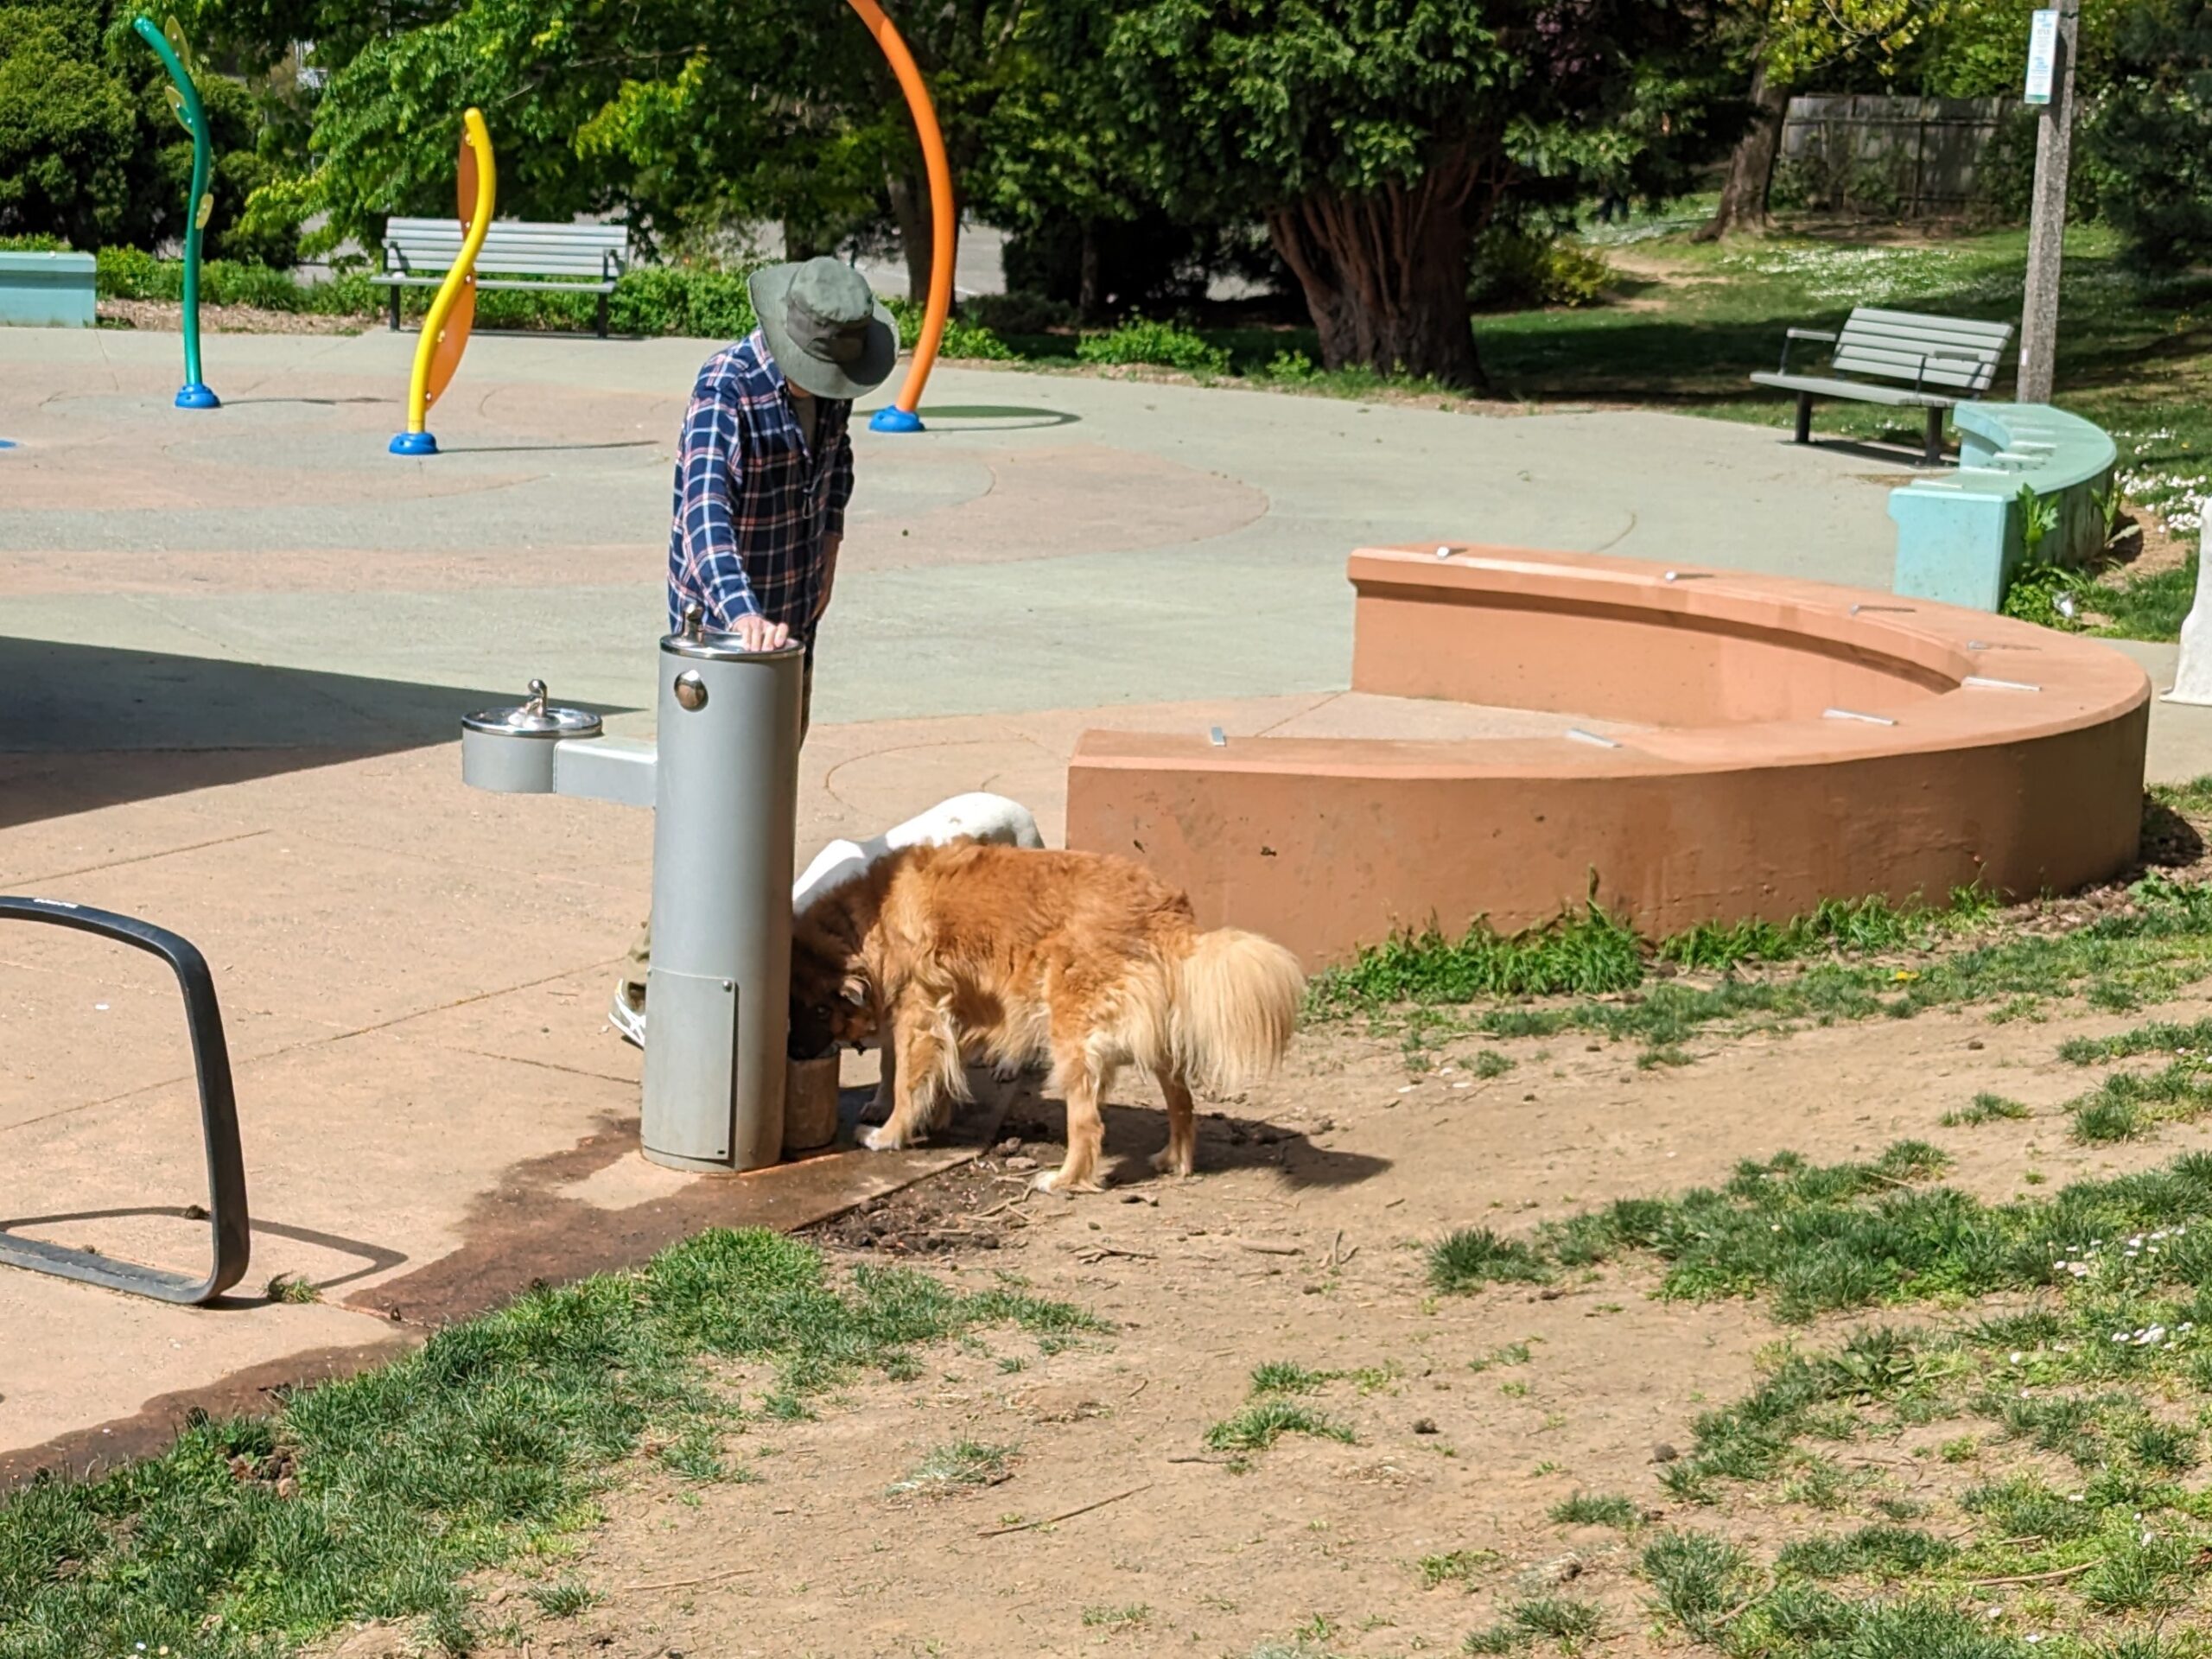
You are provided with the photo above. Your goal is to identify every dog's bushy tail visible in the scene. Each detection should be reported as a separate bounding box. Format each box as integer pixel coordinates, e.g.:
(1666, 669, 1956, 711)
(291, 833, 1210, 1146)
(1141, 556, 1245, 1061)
(1173, 928, 1305, 1096)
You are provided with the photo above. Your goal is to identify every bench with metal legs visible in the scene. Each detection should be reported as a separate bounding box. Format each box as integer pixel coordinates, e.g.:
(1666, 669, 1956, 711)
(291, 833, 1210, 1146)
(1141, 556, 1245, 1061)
(0, 897, 250, 1305)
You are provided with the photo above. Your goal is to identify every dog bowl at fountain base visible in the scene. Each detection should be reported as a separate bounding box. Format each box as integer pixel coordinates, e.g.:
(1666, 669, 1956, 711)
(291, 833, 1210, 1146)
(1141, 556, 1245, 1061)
(783, 1051, 842, 1156)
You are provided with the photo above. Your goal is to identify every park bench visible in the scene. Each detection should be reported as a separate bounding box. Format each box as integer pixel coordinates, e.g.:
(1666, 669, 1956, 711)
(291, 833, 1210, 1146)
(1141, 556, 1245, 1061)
(1751, 306, 2013, 464)
(1888, 402, 2117, 611)
(0, 251, 95, 328)
(371, 218, 632, 338)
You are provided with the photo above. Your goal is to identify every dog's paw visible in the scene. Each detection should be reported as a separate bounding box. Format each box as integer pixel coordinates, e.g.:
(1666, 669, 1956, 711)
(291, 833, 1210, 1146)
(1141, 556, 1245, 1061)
(1148, 1147, 1196, 1179)
(1030, 1165, 1104, 1195)
(862, 1123, 918, 1153)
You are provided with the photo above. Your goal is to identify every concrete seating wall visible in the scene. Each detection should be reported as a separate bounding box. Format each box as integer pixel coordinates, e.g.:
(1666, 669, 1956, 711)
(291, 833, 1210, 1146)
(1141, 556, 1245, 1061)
(0, 251, 97, 329)
(1890, 402, 2119, 612)
(1067, 546, 2150, 969)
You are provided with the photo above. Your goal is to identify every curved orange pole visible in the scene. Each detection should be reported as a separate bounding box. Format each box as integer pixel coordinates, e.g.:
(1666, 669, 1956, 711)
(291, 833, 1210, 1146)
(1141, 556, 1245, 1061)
(844, 0, 955, 426)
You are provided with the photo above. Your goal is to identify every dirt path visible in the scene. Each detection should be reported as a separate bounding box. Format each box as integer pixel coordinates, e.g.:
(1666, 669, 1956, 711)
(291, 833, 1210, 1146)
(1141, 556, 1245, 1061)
(311, 989, 2212, 1659)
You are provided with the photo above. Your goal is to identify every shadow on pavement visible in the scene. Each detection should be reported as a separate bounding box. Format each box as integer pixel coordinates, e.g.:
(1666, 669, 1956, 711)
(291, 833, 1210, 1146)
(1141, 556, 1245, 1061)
(0, 638, 631, 830)
(868, 404, 1082, 430)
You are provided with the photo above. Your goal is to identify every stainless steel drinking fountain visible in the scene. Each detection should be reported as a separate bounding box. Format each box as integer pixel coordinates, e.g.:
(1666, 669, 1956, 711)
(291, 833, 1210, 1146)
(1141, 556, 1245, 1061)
(461, 605, 804, 1172)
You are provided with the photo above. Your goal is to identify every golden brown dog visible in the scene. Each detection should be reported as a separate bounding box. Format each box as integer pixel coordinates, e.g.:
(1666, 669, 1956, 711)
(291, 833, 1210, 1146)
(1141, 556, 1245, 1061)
(791, 841, 1304, 1192)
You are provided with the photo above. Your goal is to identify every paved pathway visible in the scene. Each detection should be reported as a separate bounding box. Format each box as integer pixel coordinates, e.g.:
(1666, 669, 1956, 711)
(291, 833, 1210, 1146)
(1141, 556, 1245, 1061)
(0, 322, 2193, 1476)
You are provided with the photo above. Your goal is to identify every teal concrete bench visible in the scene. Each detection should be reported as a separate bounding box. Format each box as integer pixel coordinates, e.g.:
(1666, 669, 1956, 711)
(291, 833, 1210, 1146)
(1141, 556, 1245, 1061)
(0, 251, 96, 328)
(1888, 403, 2118, 611)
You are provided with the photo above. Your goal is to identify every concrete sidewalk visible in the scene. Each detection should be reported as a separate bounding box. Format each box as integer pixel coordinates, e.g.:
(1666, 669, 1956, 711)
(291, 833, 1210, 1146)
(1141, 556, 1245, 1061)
(2, 323, 2202, 1479)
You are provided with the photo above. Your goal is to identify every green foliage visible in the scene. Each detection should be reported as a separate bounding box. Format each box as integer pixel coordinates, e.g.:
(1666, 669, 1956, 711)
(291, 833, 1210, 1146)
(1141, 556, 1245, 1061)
(1471, 229, 1618, 311)
(2063, 1013, 2212, 1064)
(1541, 1141, 1976, 1322)
(1941, 1091, 2031, 1127)
(0, 4, 138, 249)
(1203, 1399, 1356, 1452)
(1321, 874, 2212, 1056)
(2088, 0, 2212, 272)
(1250, 1361, 1331, 1395)
(1429, 1228, 1551, 1292)
(1075, 318, 1230, 375)
(1548, 1492, 1640, 1529)
(1314, 883, 2003, 1017)
(2018, 482, 2063, 561)
(1774, 1524, 1956, 1580)
(0, 1229, 1091, 1657)
(1020, 0, 1730, 382)
(1418, 1547, 1498, 1588)
(1641, 1530, 1751, 1638)
(1317, 900, 1645, 1007)
(0, 3, 302, 261)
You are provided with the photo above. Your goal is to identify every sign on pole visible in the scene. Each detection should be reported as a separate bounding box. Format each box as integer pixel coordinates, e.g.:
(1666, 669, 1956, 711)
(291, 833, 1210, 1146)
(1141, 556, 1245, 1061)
(2024, 10, 2060, 105)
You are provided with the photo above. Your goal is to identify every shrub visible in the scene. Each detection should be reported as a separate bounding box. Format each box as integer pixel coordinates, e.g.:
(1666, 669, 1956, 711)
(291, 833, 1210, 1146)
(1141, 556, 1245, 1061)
(2086, 3, 2212, 269)
(967, 290, 1078, 335)
(1471, 228, 1616, 310)
(1075, 318, 1230, 375)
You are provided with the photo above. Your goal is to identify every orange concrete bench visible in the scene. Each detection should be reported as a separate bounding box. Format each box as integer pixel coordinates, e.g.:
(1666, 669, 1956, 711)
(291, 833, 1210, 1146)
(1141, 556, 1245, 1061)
(1066, 545, 2150, 969)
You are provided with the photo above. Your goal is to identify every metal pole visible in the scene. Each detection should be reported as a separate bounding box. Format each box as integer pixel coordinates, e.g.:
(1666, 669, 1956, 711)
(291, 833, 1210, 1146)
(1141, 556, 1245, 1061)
(847, 0, 957, 433)
(2017, 0, 2080, 404)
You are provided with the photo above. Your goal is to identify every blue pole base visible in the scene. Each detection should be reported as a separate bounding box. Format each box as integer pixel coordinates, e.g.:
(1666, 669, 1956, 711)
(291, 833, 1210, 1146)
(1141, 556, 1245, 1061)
(175, 384, 220, 410)
(868, 405, 925, 435)
(388, 430, 440, 456)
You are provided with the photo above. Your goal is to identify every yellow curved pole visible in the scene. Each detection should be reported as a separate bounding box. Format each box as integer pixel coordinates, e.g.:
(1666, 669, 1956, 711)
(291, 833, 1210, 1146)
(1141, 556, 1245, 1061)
(844, 0, 955, 429)
(391, 108, 496, 455)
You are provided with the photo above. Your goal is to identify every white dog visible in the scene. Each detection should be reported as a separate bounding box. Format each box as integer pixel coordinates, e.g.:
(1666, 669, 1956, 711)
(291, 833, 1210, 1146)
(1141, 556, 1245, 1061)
(793, 791, 1045, 914)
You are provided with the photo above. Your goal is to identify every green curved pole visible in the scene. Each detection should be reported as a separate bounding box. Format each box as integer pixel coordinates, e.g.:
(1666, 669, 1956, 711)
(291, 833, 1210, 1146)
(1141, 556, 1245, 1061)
(134, 16, 219, 409)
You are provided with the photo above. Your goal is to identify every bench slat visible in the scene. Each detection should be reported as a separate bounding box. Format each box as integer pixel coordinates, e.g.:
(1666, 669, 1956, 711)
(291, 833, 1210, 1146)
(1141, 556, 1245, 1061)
(385, 216, 628, 244)
(391, 232, 628, 251)
(380, 217, 632, 283)
(1831, 347, 1998, 391)
(1840, 318, 2011, 355)
(369, 273, 616, 292)
(1749, 372, 1949, 407)
(1848, 306, 2015, 342)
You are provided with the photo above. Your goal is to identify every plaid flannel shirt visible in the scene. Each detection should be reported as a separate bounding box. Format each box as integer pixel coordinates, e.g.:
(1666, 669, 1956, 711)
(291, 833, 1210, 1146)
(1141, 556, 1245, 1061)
(666, 329, 855, 639)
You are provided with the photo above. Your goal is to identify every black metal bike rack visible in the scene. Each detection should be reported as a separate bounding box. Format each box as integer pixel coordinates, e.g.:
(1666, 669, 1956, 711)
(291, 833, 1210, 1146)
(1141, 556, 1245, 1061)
(0, 896, 250, 1304)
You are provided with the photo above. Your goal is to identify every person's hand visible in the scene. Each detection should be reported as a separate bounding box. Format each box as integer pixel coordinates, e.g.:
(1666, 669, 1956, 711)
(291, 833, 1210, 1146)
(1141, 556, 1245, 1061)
(730, 614, 791, 652)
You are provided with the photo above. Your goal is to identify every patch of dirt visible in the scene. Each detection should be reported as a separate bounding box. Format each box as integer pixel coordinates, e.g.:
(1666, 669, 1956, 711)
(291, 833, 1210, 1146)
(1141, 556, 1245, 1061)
(2101, 505, 2196, 585)
(302, 976, 2212, 1659)
(99, 297, 369, 335)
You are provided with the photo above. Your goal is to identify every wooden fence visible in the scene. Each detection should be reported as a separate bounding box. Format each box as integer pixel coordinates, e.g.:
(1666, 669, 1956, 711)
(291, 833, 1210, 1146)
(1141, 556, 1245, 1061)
(1777, 95, 2016, 218)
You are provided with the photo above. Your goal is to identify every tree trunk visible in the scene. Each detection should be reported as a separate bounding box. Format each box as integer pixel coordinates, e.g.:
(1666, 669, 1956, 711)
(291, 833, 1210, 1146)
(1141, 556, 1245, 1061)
(1077, 220, 1103, 322)
(1696, 59, 1788, 242)
(886, 167, 934, 304)
(1266, 163, 1484, 391)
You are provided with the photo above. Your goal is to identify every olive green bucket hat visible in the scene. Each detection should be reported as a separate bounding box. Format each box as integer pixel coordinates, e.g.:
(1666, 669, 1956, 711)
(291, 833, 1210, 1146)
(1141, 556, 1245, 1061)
(748, 256, 899, 400)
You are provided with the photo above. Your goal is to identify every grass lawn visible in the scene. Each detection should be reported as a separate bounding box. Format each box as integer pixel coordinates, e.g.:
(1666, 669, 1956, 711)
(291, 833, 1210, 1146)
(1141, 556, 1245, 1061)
(0, 1230, 1095, 1659)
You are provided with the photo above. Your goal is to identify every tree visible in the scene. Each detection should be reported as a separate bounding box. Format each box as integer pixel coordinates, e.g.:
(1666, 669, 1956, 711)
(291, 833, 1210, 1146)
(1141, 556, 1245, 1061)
(1694, 0, 1938, 241)
(0, 5, 139, 247)
(2088, 0, 2212, 270)
(1042, 0, 1732, 388)
(0, 2, 301, 260)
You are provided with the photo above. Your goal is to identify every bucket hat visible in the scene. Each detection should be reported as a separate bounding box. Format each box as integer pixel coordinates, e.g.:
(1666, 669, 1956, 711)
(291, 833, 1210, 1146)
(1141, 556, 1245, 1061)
(748, 257, 899, 400)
